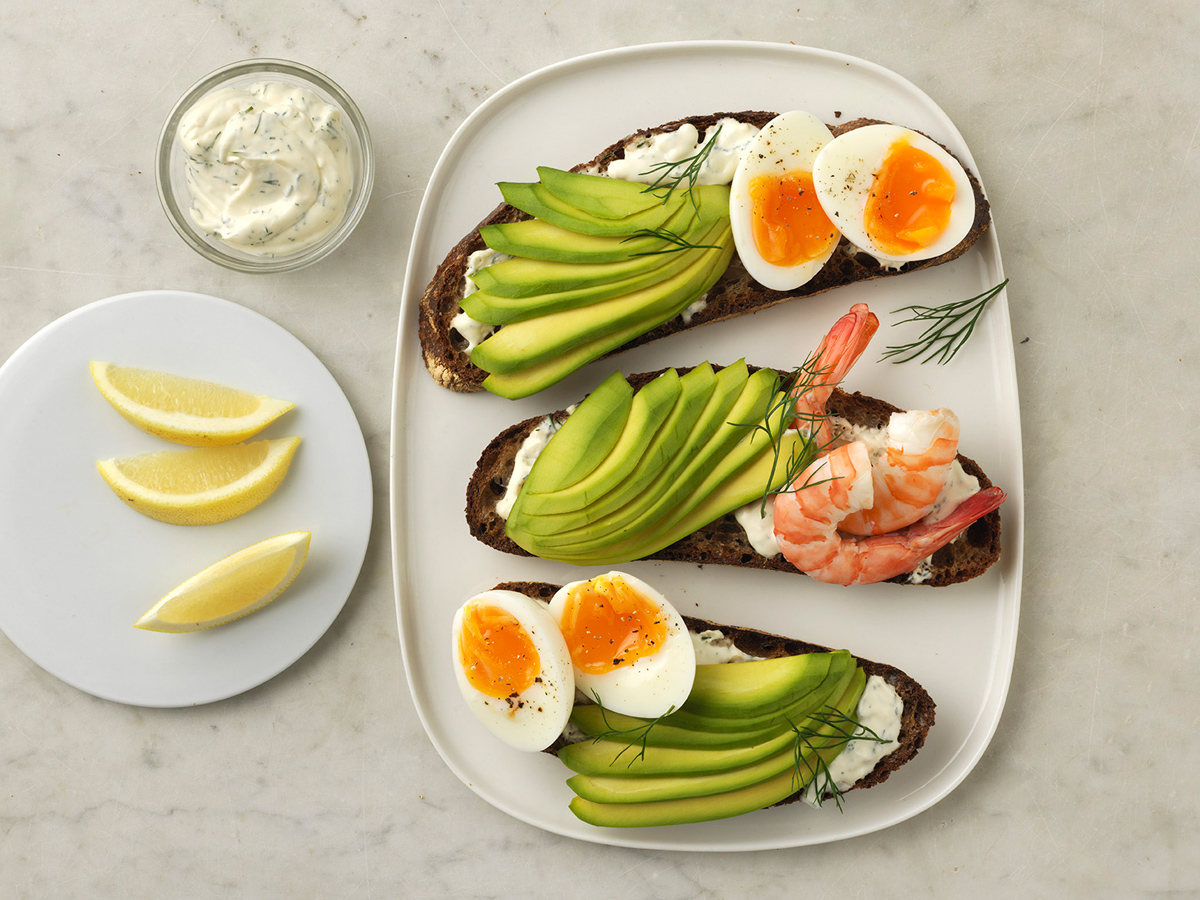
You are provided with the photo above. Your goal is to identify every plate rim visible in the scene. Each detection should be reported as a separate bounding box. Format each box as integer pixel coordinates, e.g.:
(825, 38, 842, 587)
(389, 39, 1024, 850)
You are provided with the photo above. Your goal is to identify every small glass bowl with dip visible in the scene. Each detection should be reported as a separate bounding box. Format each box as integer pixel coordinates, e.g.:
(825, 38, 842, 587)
(156, 58, 374, 273)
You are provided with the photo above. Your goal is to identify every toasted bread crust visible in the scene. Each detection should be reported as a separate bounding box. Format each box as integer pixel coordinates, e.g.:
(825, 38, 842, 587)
(419, 111, 991, 392)
(465, 365, 1002, 586)
(492, 580, 935, 802)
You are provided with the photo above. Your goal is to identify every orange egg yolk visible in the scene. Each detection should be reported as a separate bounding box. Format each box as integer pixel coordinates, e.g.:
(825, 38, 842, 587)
(864, 142, 956, 255)
(558, 575, 667, 675)
(458, 603, 541, 699)
(749, 170, 837, 268)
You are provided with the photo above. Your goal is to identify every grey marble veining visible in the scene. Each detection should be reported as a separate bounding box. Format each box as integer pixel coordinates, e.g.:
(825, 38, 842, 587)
(2, 1, 1198, 897)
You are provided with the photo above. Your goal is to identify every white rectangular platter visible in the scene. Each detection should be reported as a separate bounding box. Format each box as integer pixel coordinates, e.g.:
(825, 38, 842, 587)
(390, 41, 1024, 851)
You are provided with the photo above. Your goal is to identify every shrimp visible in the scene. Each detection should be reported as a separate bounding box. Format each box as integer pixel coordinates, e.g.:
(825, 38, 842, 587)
(837, 408, 961, 536)
(772, 441, 1006, 586)
(789, 302, 878, 448)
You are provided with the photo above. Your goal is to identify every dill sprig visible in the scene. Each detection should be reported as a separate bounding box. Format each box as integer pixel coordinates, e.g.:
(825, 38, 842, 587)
(586, 692, 674, 768)
(732, 351, 844, 516)
(786, 707, 887, 811)
(881, 279, 1009, 365)
(636, 125, 723, 206)
(621, 227, 723, 256)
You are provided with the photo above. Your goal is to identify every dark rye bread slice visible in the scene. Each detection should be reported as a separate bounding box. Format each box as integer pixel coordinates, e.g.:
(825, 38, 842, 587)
(419, 111, 991, 392)
(493, 580, 935, 803)
(466, 366, 1003, 586)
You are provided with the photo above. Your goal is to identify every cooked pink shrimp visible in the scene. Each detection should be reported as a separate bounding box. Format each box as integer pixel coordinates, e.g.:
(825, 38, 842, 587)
(790, 303, 878, 448)
(838, 408, 961, 536)
(772, 441, 1006, 586)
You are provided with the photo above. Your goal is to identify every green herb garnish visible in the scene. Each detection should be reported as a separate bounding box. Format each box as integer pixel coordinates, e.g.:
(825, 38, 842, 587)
(586, 692, 675, 768)
(881, 279, 1009, 365)
(637, 125, 723, 207)
(621, 227, 724, 256)
(787, 707, 888, 811)
(733, 350, 843, 516)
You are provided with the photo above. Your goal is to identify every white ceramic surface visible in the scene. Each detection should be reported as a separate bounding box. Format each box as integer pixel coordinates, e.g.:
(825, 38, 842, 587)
(0, 291, 373, 707)
(390, 43, 1024, 850)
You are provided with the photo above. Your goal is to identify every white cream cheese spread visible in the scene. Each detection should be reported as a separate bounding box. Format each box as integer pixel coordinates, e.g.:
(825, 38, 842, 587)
(803, 674, 904, 806)
(690, 629, 766, 664)
(176, 82, 353, 255)
(452, 248, 512, 352)
(495, 413, 562, 520)
(605, 118, 761, 185)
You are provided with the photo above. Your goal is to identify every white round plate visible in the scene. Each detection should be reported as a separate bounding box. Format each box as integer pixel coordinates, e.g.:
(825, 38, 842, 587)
(390, 42, 1024, 850)
(0, 290, 372, 707)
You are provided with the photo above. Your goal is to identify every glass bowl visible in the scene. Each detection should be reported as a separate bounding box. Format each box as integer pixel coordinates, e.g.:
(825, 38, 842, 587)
(156, 58, 374, 274)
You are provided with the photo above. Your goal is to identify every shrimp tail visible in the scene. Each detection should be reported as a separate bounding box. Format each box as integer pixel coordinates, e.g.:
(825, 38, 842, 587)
(791, 303, 879, 442)
(898, 486, 1007, 561)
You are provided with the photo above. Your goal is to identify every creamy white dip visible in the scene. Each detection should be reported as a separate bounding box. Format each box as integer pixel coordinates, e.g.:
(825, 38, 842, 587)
(176, 82, 353, 255)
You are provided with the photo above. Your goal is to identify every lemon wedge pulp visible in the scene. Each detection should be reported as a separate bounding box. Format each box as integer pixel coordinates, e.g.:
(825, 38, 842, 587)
(90, 361, 294, 446)
(135, 531, 312, 632)
(97, 437, 301, 525)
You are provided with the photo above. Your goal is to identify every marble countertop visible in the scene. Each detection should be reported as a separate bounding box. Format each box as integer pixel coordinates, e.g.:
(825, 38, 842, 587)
(2, 2, 1197, 897)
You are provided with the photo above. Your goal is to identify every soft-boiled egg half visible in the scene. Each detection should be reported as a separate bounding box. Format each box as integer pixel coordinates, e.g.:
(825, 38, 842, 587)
(547, 572, 695, 719)
(730, 110, 839, 291)
(452, 590, 574, 752)
(812, 123, 975, 266)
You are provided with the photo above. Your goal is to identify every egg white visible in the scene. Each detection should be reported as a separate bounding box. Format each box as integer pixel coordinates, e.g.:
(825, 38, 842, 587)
(548, 572, 696, 719)
(811, 123, 975, 266)
(451, 590, 574, 752)
(730, 110, 837, 291)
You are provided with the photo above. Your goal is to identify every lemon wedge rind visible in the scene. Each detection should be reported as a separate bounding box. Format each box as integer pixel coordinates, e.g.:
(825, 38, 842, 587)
(90, 361, 294, 447)
(134, 531, 312, 633)
(96, 436, 302, 526)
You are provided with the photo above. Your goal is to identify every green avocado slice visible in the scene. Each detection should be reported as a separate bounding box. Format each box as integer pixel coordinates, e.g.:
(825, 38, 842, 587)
(498, 181, 689, 237)
(511, 371, 632, 498)
(470, 226, 730, 375)
(469, 243, 685, 299)
(479, 201, 700, 263)
(535, 166, 666, 219)
(557, 728, 797, 778)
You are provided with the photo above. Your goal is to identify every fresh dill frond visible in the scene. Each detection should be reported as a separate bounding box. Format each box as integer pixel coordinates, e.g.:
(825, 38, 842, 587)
(586, 692, 674, 768)
(786, 706, 888, 812)
(621, 228, 723, 256)
(637, 125, 723, 206)
(730, 352, 844, 516)
(881, 279, 1009, 365)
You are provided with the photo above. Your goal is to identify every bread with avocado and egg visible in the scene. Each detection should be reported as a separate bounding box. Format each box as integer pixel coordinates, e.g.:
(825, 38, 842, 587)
(465, 359, 1004, 587)
(474, 577, 936, 827)
(418, 110, 991, 399)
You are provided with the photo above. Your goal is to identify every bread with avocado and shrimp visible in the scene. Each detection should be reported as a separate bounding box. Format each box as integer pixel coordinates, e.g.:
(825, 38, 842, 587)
(418, 110, 991, 397)
(465, 363, 1004, 586)
(493, 579, 936, 822)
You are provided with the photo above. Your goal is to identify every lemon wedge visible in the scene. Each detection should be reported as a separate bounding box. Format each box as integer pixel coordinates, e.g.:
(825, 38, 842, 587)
(90, 361, 294, 446)
(97, 437, 301, 525)
(134, 531, 312, 632)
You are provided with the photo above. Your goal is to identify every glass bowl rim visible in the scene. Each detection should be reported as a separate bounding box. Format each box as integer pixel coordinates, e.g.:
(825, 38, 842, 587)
(155, 57, 374, 274)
